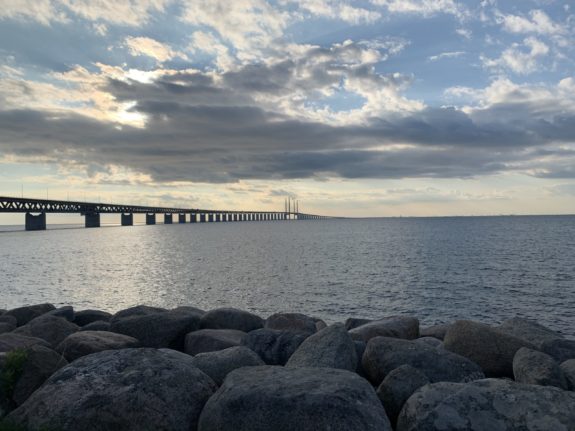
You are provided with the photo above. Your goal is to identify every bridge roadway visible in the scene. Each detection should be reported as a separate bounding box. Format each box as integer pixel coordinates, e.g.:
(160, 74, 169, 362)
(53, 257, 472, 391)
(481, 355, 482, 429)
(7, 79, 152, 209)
(0, 196, 332, 231)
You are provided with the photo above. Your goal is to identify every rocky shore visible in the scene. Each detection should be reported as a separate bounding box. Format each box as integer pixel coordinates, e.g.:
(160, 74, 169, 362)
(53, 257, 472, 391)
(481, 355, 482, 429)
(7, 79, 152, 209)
(0, 304, 574, 430)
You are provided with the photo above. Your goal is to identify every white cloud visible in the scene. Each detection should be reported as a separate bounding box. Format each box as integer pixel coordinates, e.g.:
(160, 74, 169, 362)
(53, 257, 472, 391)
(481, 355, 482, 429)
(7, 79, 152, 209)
(481, 37, 549, 75)
(125, 37, 183, 62)
(59, 0, 171, 26)
(282, 0, 381, 24)
(0, 0, 67, 25)
(371, 0, 466, 18)
(498, 9, 567, 36)
(189, 32, 235, 71)
(456, 27, 472, 39)
(428, 51, 465, 62)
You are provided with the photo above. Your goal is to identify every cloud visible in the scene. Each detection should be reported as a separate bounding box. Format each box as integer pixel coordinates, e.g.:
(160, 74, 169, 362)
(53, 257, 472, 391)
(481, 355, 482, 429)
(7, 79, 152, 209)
(428, 51, 465, 62)
(371, 0, 466, 18)
(481, 37, 549, 75)
(124, 37, 183, 63)
(283, 0, 381, 24)
(497, 9, 567, 36)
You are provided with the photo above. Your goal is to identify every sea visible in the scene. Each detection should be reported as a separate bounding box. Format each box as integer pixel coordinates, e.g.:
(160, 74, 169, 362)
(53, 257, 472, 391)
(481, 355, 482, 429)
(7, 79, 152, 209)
(1, 216, 574, 337)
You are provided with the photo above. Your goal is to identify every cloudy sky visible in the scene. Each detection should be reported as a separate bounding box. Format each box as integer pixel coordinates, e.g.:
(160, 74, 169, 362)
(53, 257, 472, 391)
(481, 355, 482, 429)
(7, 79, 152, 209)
(1, 0, 574, 218)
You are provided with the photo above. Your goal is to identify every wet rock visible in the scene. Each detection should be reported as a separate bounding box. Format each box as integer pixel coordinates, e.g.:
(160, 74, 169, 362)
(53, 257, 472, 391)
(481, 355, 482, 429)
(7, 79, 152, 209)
(0, 333, 50, 353)
(200, 308, 264, 332)
(541, 338, 575, 363)
(190, 346, 264, 385)
(80, 321, 111, 331)
(5, 348, 217, 431)
(198, 366, 392, 431)
(45, 306, 75, 322)
(376, 365, 430, 426)
(12, 345, 68, 406)
(13, 315, 79, 349)
(0, 315, 18, 327)
(286, 323, 357, 371)
(397, 378, 575, 431)
(172, 305, 206, 316)
(265, 313, 317, 334)
(0, 322, 16, 334)
(349, 316, 419, 342)
(498, 317, 563, 349)
(420, 323, 450, 340)
(363, 336, 484, 386)
(241, 328, 308, 365)
(344, 317, 372, 331)
(185, 329, 247, 356)
(73, 309, 112, 326)
(109, 305, 166, 323)
(56, 331, 139, 362)
(415, 337, 443, 349)
(5, 304, 55, 327)
(443, 320, 535, 377)
(110, 309, 201, 349)
(513, 347, 568, 389)
(560, 359, 575, 390)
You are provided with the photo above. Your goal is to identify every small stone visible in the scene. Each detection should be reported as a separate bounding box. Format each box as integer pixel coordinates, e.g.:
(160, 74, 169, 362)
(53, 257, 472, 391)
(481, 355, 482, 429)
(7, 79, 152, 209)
(513, 347, 568, 389)
(191, 346, 264, 385)
(241, 328, 308, 365)
(349, 316, 419, 342)
(56, 331, 140, 362)
(73, 310, 112, 326)
(200, 308, 264, 332)
(5, 304, 55, 327)
(13, 315, 79, 349)
(185, 329, 247, 355)
(265, 313, 318, 334)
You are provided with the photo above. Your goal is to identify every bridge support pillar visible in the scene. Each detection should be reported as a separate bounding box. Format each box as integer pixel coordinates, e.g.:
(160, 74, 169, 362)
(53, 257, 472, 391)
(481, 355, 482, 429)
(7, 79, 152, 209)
(179, 214, 186, 224)
(146, 213, 156, 225)
(208, 214, 214, 222)
(85, 212, 100, 228)
(200, 214, 206, 223)
(25, 212, 46, 231)
(164, 214, 173, 224)
(215, 214, 221, 222)
(121, 213, 133, 226)
(190, 213, 196, 223)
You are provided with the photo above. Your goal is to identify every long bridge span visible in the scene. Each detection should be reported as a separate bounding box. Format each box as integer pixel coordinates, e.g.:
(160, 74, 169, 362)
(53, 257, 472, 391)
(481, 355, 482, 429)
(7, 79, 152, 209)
(0, 196, 334, 231)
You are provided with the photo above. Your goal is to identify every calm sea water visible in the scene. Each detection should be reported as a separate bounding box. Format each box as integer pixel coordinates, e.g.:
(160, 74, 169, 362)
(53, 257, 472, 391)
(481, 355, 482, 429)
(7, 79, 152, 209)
(1, 216, 574, 337)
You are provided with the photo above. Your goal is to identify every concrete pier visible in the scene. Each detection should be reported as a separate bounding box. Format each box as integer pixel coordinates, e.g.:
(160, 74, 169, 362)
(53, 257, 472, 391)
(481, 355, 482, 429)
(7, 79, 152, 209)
(200, 214, 206, 223)
(190, 213, 196, 223)
(179, 214, 186, 224)
(146, 213, 156, 225)
(215, 214, 221, 222)
(208, 214, 214, 222)
(164, 214, 173, 224)
(85, 212, 100, 228)
(25, 212, 46, 231)
(121, 213, 133, 226)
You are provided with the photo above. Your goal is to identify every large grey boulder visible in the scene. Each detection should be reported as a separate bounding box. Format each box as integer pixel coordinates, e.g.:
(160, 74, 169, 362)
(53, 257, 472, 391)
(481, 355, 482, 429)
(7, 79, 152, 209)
(344, 317, 372, 331)
(185, 329, 247, 356)
(443, 320, 535, 377)
(541, 338, 575, 363)
(0, 315, 18, 326)
(109, 305, 166, 323)
(363, 336, 484, 386)
(0, 333, 50, 353)
(190, 346, 264, 385)
(397, 378, 575, 431)
(376, 365, 430, 426)
(420, 323, 451, 340)
(415, 337, 443, 349)
(56, 331, 140, 362)
(0, 322, 16, 334)
(45, 306, 75, 322)
(241, 328, 308, 365)
(286, 323, 357, 371)
(5, 348, 217, 431)
(349, 316, 419, 342)
(560, 359, 575, 390)
(513, 347, 568, 389)
(5, 304, 55, 326)
(12, 345, 68, 406)
(498, 317, 563, 349)
(110, 309, 201, 349)
(200, 308, 264, 332)
(80, 320, 111, 331)
(73, 309, 112, 326)
(198, 366, 392, 431)
(13, 315, 79, 348)
(265, 313, 317, 334)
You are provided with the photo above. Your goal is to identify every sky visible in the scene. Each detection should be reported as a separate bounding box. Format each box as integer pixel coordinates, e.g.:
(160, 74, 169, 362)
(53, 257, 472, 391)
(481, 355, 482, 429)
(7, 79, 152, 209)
(0, 0, 574, 219)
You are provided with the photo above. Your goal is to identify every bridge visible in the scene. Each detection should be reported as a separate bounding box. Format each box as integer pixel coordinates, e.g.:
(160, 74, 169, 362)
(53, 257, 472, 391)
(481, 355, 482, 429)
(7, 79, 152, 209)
(0, 196, 333, 231)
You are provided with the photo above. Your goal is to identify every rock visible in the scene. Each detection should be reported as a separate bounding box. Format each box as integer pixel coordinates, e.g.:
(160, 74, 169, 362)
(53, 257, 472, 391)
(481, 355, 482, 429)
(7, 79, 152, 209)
(0, 333, 51, 353)
(172, 305, 206, 316)
(198, 366, 392, 431)
(541, 338, 575, 363)
(12, 345, 68, 406)
(109, 305, 166, 323)
(56, 331, 140, 362)
(513, 347, 568, 389)
(13, 315, 79, 349)
(443, 320, 536, 377)
(73, 309, 112, 326)
(5, 304, 55, 326)
(560, 359, 575, 390)
(191, 346, 264, 385)
(397, 378, 575, 431)
(363, 336, 484, 386)
(241, 328, 308, 365)
(286, 323, 357, 371)
(265, 313, 318, 334)
(0, 315, 18, 326)
(185, 329, 247, 356)
(314, 318, 327, 331)
(45, 306, 75, 322)
(376, 365, 430, 426)
(349, 316, 419, 342)
(498, 317, 563, 349)
(344, 317, 372, 330)
(415, 337, 443, 349)
(354, 340, 367, 375)
(110, 309, 201, 349)
(0, 322, 16, 334)
(5, 348, 217, 431)
(80, 320, 111, 331)
(200, 308, 264, 332)
(419, 323, 450, 340)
